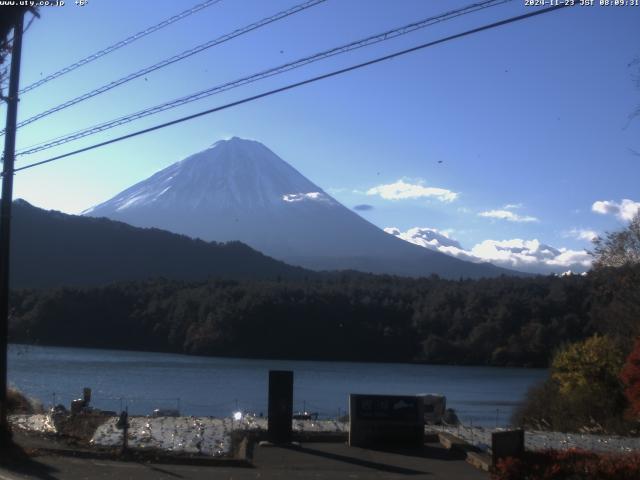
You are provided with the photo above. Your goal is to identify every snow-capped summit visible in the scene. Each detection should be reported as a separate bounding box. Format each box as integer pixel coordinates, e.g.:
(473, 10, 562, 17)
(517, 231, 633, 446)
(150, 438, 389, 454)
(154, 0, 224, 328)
(85, 137, 334, 214)
(84, 137, 514, 278)
(384, 227, 462, 250)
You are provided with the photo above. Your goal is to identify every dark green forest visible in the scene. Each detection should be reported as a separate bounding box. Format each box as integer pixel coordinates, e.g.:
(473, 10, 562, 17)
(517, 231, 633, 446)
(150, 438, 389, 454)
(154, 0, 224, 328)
(9, 264, 639, 367)
(8, 200, 310, 289)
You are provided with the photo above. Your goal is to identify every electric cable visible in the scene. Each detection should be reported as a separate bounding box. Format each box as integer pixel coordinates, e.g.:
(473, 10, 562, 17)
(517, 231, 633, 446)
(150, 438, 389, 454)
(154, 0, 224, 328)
(16, 0, 510, 157)
(11, 3, 571, 175)
(19, 0, 225, 95)
(4, 0, 327, 134)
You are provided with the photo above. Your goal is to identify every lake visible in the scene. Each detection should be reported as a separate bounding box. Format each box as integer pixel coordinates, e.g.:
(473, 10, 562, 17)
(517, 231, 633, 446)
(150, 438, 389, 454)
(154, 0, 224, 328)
(8, 344, 547, 427)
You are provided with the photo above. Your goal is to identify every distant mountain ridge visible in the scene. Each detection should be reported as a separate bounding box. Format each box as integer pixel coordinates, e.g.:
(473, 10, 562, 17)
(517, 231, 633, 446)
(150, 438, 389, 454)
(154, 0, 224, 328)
(9, 199, 310, 289)
(85, 137, 519, 279)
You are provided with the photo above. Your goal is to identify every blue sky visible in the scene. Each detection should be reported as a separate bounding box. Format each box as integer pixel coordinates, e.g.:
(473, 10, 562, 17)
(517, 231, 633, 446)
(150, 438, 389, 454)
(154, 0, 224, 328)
(2, 0, 639, 273)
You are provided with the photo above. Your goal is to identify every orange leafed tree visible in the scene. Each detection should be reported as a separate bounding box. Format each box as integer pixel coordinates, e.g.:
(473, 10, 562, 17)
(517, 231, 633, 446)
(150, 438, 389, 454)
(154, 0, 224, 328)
(621, 337, 640, 418)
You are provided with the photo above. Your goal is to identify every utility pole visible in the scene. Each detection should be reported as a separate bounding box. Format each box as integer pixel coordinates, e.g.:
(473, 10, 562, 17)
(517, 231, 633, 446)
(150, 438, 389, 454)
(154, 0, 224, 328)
(0, 10, 25, 446)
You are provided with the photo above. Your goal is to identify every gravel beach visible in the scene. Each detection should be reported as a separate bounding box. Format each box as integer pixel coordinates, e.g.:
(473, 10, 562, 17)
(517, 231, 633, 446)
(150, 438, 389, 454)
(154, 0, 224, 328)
(10, 414, 639, 457)
(437, 424, 640, 453)
(10, 414, 348, 457)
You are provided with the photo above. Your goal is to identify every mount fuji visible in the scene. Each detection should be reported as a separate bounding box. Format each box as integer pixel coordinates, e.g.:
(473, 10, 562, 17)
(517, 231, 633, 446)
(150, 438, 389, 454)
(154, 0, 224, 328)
(84, 137, 515, 278)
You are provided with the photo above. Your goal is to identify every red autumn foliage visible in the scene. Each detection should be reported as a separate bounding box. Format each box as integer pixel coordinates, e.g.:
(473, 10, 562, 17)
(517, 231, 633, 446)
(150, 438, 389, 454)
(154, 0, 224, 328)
(491, 449, 640, 480)
(621, 337, 640, 419)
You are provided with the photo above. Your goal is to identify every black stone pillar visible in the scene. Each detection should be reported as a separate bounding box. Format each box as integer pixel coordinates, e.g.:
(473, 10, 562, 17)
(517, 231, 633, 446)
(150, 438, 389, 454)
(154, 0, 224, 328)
(267, 370, 293, 444)
(492, 429, 525, 465)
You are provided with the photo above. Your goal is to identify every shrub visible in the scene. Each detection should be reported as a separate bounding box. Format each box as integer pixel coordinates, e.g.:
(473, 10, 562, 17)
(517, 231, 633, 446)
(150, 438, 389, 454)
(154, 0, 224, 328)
(513, 335, 631, 433)
(7, 387, 42, 414)
(551, 335, 624, 397)
(492, 449, 640, 480)
(511, 379, 558, 430)
(512, 378, 631, 433)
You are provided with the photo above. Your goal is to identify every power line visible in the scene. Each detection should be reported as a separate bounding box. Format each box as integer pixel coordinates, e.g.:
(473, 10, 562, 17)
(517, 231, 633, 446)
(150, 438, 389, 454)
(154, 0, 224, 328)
(5, 0, 327, 135)
(19, 0, 224, 95)
(17, 0, 510, 157)
(12, 3, 571, 175)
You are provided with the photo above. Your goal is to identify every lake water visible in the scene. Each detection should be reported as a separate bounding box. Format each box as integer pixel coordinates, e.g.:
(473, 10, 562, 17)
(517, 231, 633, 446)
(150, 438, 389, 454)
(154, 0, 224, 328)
(8, 344, 547, 427)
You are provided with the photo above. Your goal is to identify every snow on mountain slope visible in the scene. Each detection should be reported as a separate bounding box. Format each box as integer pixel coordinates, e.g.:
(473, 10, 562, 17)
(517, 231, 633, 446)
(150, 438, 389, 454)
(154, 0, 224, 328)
(84, 137, 517, 278)
(386, 227, 590, 275)
(85, 138, 328, 213)
(384, 227, 462, 250)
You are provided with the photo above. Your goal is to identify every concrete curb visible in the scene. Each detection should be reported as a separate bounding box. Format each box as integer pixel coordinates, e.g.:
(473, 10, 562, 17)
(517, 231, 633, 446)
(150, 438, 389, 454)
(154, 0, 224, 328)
(21, 429, 349, 468)
(29, 445, 254, 467)
(466, 451, 492, 472)
(437, 431, 492, 472)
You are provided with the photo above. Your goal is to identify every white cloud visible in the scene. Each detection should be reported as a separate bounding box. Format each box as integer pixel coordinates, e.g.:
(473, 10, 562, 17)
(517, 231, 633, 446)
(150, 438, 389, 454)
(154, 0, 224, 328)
(468, 239, 592, 271)
(366, 180, 458, 202)
(386, 228, 591, 274)
(545, 248, 593, 268)
(592, 199, 640, 221)
(565, 228, 599, 242)
(503, 203, 523, 210)
(478, 209, 539, 223)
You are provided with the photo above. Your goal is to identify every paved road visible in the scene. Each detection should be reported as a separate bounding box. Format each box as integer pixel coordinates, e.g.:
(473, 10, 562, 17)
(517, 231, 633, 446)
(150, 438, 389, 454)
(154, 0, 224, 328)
(0, 442, 488, 479)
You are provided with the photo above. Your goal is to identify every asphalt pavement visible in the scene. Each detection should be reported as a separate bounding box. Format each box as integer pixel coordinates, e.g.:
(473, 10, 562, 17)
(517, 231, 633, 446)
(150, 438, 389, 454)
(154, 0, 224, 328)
(0, 440, 488, 480)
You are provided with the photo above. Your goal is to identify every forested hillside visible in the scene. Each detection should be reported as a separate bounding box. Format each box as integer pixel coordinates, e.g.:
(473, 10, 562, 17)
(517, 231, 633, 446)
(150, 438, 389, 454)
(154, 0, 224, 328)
(9, 265, 638, 367)
(9, 200, 311, 288)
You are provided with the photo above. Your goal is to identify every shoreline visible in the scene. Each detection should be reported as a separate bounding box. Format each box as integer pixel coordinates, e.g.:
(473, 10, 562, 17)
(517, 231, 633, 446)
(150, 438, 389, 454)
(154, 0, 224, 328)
(7, 344, 550, 433)
(10, 413, 640, 458)
(437, 424, 640, 454)
(10, 413, 348, 457)
(8, 342, 551, 370)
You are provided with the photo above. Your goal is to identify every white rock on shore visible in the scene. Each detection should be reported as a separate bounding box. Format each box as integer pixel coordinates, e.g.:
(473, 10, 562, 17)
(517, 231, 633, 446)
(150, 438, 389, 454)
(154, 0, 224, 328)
(10, 414, 639, 457)
(438, 425, 640, 453)
(9, 414, 57, 434)
(89, 415, 348, 457)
